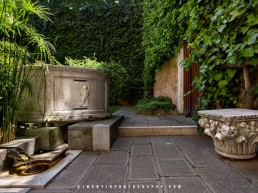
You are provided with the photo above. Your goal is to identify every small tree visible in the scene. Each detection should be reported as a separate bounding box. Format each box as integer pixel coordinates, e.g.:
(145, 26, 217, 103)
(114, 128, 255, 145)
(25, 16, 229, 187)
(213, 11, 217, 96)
(0, 0, 54, 144)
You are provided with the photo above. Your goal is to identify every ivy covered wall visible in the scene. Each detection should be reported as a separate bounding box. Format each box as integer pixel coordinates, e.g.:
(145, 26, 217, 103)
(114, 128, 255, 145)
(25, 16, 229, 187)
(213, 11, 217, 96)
(143, 0, 258, 110)
(36, 0, 144, 104)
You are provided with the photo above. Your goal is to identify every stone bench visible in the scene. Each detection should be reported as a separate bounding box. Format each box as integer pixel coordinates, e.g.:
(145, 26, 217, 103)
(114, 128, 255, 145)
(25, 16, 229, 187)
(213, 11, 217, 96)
(68, 115, 124, 151)
(198, 109, 258, 159)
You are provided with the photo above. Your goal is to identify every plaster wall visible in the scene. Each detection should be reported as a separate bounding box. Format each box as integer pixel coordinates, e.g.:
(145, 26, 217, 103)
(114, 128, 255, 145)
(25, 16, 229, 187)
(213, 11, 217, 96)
(154, 48, 184, 113)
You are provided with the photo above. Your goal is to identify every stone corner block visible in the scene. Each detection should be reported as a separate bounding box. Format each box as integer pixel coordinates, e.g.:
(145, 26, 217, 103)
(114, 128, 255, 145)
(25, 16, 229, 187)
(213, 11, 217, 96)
(26, 127, 63, 151)
(93, 124, 110, 151)
(0, 137, 40, 155)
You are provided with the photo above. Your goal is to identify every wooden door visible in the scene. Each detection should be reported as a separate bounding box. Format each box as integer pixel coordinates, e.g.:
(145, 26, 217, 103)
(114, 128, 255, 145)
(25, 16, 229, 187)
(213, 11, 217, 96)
(183, 41, 199, 116)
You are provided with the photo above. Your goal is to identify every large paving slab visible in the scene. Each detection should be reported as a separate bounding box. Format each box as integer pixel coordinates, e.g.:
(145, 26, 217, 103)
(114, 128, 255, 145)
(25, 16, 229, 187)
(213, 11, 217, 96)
(153, 146, 183, 159)
(157, 160, 197, 177)
(171, 136, 214, 149)
(162, 120, 182, 126)
(148, 121, 165, 126)
(94, 151, 128, 166)
(111, 137, 133, 151)
(197, 167, 258, 193)
(224, 158, 258, 180)
(128, 156, 159, 180)
(182, 148, 225, 167)
(146, 116, 160, 121)
(159, 115, 196, 125)
(131, 145, 152, 156)
(252, 179, 258, 188)
(127, 181, 163, 193)
(76, 165, 127, 193)
(133, 137, 150, 145)
(162, 177, 211, 193)
(151, 136, 174, 146)
(46, 152, 98, 190)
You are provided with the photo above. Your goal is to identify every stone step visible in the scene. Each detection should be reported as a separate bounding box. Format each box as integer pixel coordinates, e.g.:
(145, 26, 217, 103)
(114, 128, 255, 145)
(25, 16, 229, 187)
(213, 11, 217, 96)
(118, 126, 201, 136)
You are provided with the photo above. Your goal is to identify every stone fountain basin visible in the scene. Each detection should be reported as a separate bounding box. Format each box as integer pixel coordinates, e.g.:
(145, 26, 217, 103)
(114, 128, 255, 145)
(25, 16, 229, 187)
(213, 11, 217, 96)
(18, 65, 110, 123)
(0, 145, 81, 190)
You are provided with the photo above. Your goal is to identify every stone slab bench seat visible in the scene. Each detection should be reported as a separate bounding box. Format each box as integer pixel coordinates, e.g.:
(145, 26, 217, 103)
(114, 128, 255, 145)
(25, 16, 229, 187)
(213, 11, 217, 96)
(198, 108, 258, 159)
(68, 115, 124, 151)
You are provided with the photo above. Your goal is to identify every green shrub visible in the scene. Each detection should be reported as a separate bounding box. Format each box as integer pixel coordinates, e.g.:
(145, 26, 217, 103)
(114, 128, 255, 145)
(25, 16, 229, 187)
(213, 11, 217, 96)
(135, 97, 176, 112)
(65, 57, 128, 105)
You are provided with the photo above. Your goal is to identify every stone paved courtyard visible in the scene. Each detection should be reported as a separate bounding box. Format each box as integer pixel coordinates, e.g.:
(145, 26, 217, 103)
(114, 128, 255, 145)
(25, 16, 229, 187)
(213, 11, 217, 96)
(1, 108, 258, 193)
(25, 135, 258, 193)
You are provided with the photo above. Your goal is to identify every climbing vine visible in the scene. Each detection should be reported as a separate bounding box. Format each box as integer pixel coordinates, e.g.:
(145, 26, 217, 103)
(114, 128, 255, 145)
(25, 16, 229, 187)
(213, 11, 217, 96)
(143, 0, 258, 109)
(143, 0, 187, 96)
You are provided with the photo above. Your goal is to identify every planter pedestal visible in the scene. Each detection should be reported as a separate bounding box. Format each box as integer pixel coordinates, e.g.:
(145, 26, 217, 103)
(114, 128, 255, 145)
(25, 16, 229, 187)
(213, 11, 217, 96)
(198, 109, 258, 159)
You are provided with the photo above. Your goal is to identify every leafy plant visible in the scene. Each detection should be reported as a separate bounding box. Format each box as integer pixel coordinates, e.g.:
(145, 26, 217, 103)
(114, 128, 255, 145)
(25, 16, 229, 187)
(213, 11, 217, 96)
(65, 57, 129, 105)
(0, 0, 53, 144)
(135, 97, 176, 112)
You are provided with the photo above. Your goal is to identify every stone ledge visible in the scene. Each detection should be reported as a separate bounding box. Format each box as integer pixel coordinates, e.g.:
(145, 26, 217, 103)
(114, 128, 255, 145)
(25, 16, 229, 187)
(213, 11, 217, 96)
(68, 115, 124, 151)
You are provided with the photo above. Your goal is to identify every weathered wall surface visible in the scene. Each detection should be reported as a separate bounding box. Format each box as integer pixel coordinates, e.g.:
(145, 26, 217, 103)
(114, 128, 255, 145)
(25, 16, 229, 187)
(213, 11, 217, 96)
(154, 57, 178, 106)
(154, 48, 184, 113)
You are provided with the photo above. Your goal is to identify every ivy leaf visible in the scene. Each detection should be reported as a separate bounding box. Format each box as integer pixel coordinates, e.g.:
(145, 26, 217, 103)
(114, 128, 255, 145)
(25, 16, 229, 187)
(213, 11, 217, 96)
(248, 33, 258, 45)
(214, 73, 222, 81)
(226, 69, 236, 79)
(218, 80, 228, 88)
(218, 24, 226, 33)
(247, 13, 256, 24)
(211, 15, 217, 22)
(203, 35, 212, 45)
(241, 27, 249, 34)
(250, 57, 258, 65)
(228, 55, 237, 64)
(253, 0, 258, 7)
(242, 47, 254, 57)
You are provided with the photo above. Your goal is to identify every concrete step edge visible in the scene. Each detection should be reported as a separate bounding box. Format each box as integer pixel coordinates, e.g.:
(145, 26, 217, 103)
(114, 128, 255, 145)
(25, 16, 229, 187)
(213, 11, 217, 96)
(118, 125, 202, 136)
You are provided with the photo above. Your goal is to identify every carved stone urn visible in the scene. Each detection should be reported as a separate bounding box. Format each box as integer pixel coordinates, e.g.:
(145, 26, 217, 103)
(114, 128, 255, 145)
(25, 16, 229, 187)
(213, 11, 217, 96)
(198, 109, 258, 159)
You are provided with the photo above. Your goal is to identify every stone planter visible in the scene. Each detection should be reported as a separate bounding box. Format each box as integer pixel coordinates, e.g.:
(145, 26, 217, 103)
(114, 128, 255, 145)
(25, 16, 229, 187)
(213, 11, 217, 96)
(198, 109, 258, 159)
(18, 65, 110, 122)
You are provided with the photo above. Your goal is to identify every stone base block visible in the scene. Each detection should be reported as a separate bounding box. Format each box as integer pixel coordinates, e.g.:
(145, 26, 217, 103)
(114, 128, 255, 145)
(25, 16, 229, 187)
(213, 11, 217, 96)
(68, 115, 124, 151)
(26, 127, 63, 151)
(0, 137, 40, 155)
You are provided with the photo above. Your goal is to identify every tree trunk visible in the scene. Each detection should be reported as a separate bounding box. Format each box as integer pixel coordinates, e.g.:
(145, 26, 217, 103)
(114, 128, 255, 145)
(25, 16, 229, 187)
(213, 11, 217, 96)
(242, 66, 254, 109)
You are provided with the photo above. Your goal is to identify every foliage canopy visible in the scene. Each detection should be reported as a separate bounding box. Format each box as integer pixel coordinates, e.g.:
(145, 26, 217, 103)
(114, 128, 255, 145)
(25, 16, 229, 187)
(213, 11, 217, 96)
(143, 0, 258, 110)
